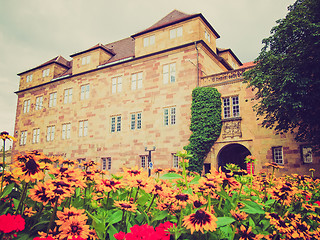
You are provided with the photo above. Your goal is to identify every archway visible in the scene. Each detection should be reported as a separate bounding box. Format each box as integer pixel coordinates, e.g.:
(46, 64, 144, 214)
(218, 143, 251, 172)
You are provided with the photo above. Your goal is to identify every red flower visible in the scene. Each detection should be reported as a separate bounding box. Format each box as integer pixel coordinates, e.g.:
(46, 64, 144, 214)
(114, 231, 126, 240)
(33, 237, 55, 240)
(0, 214, 25, 233)
(315, 201, 320, 206)
(155, 221, 175, 239)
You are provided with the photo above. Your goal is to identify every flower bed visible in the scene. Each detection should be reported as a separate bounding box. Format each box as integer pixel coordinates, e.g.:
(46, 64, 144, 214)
(0, 147, 319, 239)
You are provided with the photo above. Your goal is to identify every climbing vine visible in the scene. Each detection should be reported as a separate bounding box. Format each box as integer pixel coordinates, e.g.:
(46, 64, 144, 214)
(184, 87, 222, 174)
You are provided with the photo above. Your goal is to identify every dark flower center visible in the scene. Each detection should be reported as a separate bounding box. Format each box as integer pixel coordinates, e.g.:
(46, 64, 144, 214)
(190, 210, 211, 225)
(71, 225, 79, 233)
(175, 194, 189, 201)
(193, 200, 202, 208)
(25, 159, 39, 174)
(120, 203, 132, 209)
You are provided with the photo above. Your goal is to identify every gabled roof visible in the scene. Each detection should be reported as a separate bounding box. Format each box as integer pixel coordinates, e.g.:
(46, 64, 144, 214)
(18, 56, 70, 75)
(70, 43, 115, 57)
(217, 48, 243, 66)
(131, 10, 220, 39)
(103, 37, 135, 65)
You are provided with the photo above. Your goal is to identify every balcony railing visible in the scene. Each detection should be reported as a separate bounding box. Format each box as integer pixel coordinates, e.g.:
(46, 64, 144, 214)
(200, 66, 253, 87)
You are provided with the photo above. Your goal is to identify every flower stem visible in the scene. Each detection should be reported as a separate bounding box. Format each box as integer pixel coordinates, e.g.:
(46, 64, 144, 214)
(0, 140, 6, 195)
(16, 181, 29, 215)
(146, 194, 156, 213)
(47, 196, 59, 234)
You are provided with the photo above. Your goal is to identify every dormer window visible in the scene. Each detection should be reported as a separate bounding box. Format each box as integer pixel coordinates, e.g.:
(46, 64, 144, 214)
(42, 68, 50, 77)
(26, 74, 33, 82)
(170, 26, 183, 39)
(81, 55, 91, 65)
(143, 35, 155, 47)
(205, 30, 211, 42)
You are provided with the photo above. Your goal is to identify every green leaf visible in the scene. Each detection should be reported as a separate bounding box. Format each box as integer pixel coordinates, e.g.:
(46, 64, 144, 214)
(151, 210, 168, 222)
(189, 175, 201, 185)
(108, 224, 118, 240)
(216, 217, 235, 228)
(160, 173, 183, 180)
(240, 200, 265, 214)
(0, 183, 14, 199)
(108, 210, 122, 225)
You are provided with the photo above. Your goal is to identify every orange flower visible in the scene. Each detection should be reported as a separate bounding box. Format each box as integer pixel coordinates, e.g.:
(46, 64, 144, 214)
(12, 154, 45, 183)
(230, 209, 248, 222)
(56, 207, 87, 226)
(114, 200, 137, 212)
(236, 225, 264, 240)
(58, 216, 90, 240)
(29, 182, 56, 206)
(23, 207, 36, 217)
(182, 209, 217, 234)
(0, 131, 16, 141)
(96, 178, 122, 193)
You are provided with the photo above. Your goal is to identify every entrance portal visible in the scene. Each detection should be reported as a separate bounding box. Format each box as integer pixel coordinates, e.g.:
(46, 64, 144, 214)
(218, 143, 251, 171)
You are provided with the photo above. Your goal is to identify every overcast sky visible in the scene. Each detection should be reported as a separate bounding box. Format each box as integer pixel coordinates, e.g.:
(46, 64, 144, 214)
(0, 0, 295, 149)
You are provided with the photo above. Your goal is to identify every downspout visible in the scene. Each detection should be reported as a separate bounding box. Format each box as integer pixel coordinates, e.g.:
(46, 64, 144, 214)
(195, 42, 199, 87)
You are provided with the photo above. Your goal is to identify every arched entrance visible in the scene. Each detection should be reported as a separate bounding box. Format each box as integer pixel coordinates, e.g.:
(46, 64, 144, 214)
(218, 143, 251, 171)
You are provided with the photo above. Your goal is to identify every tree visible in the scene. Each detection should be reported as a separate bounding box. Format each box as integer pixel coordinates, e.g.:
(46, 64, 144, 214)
(244, 0, 320, 150)
(184, 87, 222, 174)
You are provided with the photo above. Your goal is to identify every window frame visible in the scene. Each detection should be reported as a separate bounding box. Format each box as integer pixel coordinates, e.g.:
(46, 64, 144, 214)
(300, 145, 313, 164)
(222, 96, 240, 119)
(163, 63, 176, 84)
(79, 120, 88, 137)
(143, 35, 155, 47)
(62, 123, 71, 140)
(164, 106, 176, 126)
(35, 96, 43, 110)
(80, 84, 90, 100)
(272, 146, 284, 165)
(111, 115, 121, 133)
(112, 76, 122, 94)
(130, 112, 142, 130)
(49, 92, 57, 108)
(170, 26, 183, 39)
(20, 131, 27, 146)
(47, 125, 55, 142)
(42, 68, 50, 78)
(81, 55, 91, 65)
(32, 128, 40, 144)
(131, 72, 143, 90)
(26, 74, 33, 83)
(23, 99, 30, 113)
(64, 88, 73, 104)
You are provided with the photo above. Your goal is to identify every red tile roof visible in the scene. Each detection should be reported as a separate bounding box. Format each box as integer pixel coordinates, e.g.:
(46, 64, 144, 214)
(239, 61, 255, 69)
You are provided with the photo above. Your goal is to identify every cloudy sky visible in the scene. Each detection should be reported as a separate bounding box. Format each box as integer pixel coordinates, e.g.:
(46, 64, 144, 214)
(0, 0, 295, 149)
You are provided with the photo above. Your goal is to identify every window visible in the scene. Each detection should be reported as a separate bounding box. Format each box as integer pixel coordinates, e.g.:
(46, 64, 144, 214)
(301, 145, 313, 163)
(223, 96, 240, 118)
(47, 125, 55, 142)
(32, 128, 40, 144)
(170, 26, 183, 39)
(20, 131, 27, 145)
(35, 96, 43, 110)
(80, 84, 90, 100)
(42, 68, 50, 77)
(140, 155, 150, 169)
(173, 154, 180, 168)
(26, 74, 33, 83)
(62, 123, 71, 140)
(101, 157, 111, 170)
(205, 30, 211, 42)
(77, 158, 86, 169)
(112, 76, 122, 93)
(131, 72, 143, 90)
(143, 35, 155, 47)
(130, 112, 142, 130)
(23, 99, 30, 113)
(79, 120, 88, 137)
(272, 147, 284, 165)
(81, 55, 91, 65)
(111, 116, 121, 132)
(164, 107, 176, 126)
(49, 92, 57, 108)
(163, 63, 176, 84)
(64, 88, 73, 104)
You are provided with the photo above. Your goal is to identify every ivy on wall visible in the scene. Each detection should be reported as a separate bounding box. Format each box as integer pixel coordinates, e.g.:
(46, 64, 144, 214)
(184, 87, 222, 174)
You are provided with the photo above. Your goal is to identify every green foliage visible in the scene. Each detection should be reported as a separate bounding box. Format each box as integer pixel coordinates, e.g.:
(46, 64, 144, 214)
(244, 0, 320, 150)
(184, 87, 222, 174)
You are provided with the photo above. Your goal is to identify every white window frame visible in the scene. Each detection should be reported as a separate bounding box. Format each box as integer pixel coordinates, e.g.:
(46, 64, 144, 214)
(64, 88, 73, 104)
(111, 115, 121, 132)
(23, 99, 30, 113)
(79, 120, 88, 137)
(42, 68, 50, 77)
(143, 35, 155, 47)
(163, 63, 176, 84)
(49, 92, 57, 108)
(173, 154, 180, 168)
(170, 26, 183, 39)
(47, 125, 55, 142)
(62, 123, 71, 140)
(223, 96, 240, 119)
(80, 84, 90, 100)
(81, 55, 91, 65)
(20, 131, 27, 146)
(130, 112, 142, 130)
(301, 145, 313, 164)
(112, 76, 122, 94)
(35, 96, 43, 110)
(26, 74, 33, 83)
(205, 30, 211, 42)
(164, 107, 176, 126)
(32, 128, 40, 144)
(272, 146, 284, 165)
(131, 72, 143, 90)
